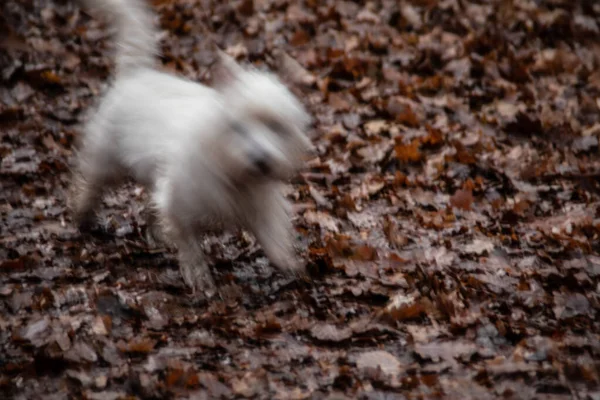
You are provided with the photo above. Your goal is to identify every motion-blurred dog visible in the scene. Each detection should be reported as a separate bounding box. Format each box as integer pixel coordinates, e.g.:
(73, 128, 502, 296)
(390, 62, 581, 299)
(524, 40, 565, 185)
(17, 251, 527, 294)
(70, 0, 313, 298)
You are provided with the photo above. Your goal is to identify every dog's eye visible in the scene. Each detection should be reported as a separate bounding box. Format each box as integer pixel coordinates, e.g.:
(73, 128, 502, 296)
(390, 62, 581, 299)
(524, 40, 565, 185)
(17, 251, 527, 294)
(264, 119, 287, 135)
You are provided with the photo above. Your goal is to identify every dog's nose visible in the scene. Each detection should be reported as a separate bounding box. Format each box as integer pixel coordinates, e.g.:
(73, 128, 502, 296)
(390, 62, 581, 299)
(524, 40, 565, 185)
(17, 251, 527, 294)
(253, 158, 271, 175)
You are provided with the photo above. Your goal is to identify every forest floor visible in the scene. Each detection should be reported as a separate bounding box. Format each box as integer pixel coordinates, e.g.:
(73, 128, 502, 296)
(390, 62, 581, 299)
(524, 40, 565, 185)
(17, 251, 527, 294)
(1, 0, 600, 399)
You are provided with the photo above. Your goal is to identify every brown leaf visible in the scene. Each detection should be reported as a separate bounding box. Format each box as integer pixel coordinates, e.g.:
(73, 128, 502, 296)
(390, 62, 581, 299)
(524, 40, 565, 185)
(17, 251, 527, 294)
(379, 293, 428, 323)
(423, 125, 444, 146)
(350, 244, 378, 261)
(450, 189, 474, 211)
(165, 367, 184, 387)
(119, 338, 156, 354)
(388, 100, 419, 127)
(40, 70, 62, 85)
(254, 315, 282, 338)
(394, 140, 422, 163)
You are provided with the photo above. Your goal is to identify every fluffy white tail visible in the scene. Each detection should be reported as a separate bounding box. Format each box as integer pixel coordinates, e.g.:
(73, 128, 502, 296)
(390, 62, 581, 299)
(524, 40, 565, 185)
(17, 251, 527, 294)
(82, 0, 158, 74)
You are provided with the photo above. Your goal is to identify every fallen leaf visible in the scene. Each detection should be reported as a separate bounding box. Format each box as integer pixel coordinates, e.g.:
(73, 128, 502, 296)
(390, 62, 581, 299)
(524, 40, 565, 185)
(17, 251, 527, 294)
(450, 189, 474, 210)
(356, 350, 402, 376)
(464, 239, 495, 256)
(310, 323, 353, 343)
(118, 338, 157, 354)
(395, 140, 422, 163)
(304, 210, 340, 233)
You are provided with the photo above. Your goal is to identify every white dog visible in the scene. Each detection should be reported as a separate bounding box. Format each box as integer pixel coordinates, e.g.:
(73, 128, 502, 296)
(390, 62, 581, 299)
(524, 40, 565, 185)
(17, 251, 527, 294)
(70, 0, 313, 298)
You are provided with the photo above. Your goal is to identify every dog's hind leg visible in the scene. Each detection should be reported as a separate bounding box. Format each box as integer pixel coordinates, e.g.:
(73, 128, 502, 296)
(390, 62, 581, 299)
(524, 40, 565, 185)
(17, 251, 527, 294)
(69, 118, 123, 230)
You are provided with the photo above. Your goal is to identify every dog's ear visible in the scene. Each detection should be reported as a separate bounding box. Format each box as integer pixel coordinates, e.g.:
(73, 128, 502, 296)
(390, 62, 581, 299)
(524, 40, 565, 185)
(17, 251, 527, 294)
(212, 49, 245, 87)
(272, 50, 316, 87)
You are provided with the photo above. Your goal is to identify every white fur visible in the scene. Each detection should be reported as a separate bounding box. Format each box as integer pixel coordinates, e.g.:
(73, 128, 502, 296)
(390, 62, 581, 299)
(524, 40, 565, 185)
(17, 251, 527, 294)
(71, 0, 313, 298)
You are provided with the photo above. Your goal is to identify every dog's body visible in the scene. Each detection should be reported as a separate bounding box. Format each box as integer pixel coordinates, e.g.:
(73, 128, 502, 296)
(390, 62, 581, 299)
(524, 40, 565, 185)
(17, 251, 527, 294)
(71, 0, 312, 297)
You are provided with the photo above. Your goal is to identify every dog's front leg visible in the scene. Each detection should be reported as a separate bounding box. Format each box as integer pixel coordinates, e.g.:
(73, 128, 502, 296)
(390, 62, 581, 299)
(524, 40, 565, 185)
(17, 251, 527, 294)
(247, 191, 305, 277)
(141, 203, 167, 248)
(175, 233, 217, 299)
(166, 213, 216, 299)
(154, 180, 217, 299)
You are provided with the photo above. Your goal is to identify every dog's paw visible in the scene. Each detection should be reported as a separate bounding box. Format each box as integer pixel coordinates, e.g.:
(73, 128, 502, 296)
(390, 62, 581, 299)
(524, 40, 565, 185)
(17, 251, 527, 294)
(144, 224, 166, 248)
(179, 261, 218, 300)
(71, 209, 98, 233)
(189, 280, 219, 303)
(67, 192, 97, 233)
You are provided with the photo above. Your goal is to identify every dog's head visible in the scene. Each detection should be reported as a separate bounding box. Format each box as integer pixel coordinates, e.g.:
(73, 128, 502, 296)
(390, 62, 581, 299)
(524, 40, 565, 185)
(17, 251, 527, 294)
(208, 52, 313, 184)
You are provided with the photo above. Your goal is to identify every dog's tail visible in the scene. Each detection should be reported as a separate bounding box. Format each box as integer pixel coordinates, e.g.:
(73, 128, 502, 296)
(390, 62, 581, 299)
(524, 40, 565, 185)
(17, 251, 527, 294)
(82, 0, 158, 74)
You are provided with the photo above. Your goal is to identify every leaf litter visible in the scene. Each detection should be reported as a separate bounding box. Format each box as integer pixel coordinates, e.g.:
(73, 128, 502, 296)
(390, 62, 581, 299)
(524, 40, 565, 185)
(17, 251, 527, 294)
(1, 0, 600, 398)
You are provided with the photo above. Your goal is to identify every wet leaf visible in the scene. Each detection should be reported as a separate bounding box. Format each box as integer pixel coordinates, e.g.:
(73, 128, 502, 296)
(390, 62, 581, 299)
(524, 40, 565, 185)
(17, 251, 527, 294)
(310, 323, 353, 343)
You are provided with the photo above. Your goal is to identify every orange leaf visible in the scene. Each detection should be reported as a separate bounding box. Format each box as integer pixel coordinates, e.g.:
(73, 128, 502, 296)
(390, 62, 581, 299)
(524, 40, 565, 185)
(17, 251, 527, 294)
(395, 140, 422, 163)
